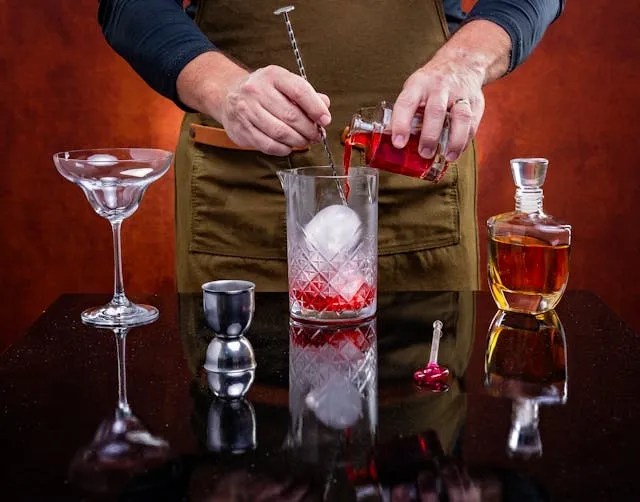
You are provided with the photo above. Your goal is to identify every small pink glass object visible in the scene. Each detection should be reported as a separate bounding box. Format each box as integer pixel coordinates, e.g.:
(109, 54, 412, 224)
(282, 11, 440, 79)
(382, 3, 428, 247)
(413, 320, 450, 392)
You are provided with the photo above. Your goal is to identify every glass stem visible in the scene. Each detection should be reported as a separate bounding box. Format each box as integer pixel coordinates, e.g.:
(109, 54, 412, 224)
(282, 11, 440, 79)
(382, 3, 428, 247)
(115, 328, 131, 417)
(110, 219, 128, 306)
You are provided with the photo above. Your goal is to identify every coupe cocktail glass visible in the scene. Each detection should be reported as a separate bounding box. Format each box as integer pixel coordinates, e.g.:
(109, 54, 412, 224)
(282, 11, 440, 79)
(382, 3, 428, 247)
(53, 148, 173, 327)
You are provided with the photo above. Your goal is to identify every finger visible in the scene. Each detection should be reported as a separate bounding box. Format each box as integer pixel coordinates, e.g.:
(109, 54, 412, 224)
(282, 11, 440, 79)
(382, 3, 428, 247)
(419, 90, 449, 159)
(318, 92, 331, 108)
(248, 102, 311, 148)
(446, 98, 473, 162)
(242, 121, 292, 156)
(258, 88, 321, 143)
(391, 85, 424, 148)
(273, 73, 331, 126)
(465, 95, 485, 151)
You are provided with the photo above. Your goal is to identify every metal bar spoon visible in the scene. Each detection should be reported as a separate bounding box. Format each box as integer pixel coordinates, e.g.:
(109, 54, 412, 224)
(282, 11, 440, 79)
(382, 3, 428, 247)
(274, 5, 348, 205)
(414, 320, 451, 392)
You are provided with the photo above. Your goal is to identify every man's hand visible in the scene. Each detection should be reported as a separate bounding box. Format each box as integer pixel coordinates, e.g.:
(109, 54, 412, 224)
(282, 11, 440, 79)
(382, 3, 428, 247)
(391, 19, 511, 163)
(218, 65, 331, 156)
(392, 59, 485, 163)
(177, 52, 331, 156)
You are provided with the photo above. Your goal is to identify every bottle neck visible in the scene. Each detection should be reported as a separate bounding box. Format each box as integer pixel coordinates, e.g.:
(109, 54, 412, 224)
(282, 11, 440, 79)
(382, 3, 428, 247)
(515, 187, 544, 214)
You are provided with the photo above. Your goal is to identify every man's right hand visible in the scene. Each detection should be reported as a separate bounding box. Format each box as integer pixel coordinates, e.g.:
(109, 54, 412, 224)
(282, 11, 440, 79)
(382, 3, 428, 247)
(177, 52, 331, 156)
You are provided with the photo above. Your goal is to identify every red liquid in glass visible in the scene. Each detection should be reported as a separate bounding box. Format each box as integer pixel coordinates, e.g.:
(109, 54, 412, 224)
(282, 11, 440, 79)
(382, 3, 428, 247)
(292, 274, 376, 313)
(344, 131, 447, 182)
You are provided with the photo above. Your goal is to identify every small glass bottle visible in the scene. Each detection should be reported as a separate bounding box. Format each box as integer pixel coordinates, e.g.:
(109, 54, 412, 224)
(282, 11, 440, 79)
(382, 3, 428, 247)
(344, 101, 451, 182)
(487, 158, 571, 314)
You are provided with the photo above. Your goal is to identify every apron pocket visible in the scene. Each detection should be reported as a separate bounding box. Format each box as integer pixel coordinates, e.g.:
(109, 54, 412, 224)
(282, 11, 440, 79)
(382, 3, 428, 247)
(189, 141, 289, 260)
(377, 161, 461, 255)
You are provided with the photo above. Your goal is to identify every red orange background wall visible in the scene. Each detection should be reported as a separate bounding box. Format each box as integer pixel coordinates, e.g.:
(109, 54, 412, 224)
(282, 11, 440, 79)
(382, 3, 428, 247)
(1, 1, 639, 351)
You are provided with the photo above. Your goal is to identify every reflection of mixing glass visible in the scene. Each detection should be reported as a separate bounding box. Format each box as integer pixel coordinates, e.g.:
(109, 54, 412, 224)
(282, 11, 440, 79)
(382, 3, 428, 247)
(414, 320, 450, 392)
(69, 326, 171, 494)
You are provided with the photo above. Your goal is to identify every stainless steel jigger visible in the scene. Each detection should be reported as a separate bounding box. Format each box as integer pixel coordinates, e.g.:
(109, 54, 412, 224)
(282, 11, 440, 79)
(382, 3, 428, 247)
(274, 5, 348, 205)
(202, 280, 257, 399)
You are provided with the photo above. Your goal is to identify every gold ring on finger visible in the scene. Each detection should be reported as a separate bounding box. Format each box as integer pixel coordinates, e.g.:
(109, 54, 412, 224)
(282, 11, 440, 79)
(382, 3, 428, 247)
(452, 97, 471, 107)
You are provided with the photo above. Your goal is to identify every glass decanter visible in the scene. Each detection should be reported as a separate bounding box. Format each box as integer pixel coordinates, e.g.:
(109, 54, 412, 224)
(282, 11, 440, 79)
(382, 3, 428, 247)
(344, 101, 451, 182)
(487, 158, 571, 314)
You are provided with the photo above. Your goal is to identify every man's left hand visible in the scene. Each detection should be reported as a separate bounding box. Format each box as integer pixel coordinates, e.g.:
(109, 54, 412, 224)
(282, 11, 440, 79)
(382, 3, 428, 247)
(391, 58, 485, 163)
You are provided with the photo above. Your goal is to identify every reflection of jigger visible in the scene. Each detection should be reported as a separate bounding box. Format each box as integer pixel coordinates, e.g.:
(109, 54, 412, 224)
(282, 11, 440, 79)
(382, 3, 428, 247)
(207, 398, 257, 454)
(202, 280, 257, 399)
(288, 318, 377, 442)
(484, 309, 568, 459)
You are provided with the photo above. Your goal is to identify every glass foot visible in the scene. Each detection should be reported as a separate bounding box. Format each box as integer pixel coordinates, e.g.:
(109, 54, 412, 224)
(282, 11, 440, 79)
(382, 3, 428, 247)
(81, 301, 159, 328)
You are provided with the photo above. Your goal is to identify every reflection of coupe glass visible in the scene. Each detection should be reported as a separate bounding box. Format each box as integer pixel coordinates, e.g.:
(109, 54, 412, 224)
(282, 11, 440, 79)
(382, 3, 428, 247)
(54, 148, 172, 326)
(69, 326, 171, 495)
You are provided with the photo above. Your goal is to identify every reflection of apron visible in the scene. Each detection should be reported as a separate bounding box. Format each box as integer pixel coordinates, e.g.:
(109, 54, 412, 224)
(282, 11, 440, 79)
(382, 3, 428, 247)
(175, 0, 479, 292)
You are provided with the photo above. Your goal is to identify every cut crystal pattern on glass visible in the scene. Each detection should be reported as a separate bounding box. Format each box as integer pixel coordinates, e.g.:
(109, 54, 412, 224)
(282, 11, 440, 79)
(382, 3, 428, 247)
(289, 319, 377, 434)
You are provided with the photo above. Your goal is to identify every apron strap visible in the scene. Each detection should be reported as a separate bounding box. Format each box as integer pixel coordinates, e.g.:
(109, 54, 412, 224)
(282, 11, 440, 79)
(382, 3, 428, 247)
(189, 123, 309, 152)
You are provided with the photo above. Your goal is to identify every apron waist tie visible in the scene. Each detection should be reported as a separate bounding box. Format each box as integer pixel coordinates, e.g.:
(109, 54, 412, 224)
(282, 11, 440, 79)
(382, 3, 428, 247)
(189, 123, 362, 152)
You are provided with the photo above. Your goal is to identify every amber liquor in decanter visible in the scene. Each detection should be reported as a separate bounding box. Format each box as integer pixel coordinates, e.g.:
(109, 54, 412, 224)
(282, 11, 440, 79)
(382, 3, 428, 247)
(487, 158, 571, 314)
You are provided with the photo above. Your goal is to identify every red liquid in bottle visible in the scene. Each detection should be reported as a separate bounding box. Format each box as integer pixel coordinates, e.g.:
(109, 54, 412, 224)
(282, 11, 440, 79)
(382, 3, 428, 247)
(344, 131, 448, 182)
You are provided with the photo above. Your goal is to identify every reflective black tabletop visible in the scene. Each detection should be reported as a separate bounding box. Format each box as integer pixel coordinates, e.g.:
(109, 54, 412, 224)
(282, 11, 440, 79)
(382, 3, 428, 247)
(1, 291, 639, 501)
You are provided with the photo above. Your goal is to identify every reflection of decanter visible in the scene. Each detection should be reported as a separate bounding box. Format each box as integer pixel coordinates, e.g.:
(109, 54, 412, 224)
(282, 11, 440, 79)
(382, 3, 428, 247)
(485, 309, 567, 403)
(487, 158, 571, 314)
(484, 309, 568, 459)
(508, 399, 543, 459)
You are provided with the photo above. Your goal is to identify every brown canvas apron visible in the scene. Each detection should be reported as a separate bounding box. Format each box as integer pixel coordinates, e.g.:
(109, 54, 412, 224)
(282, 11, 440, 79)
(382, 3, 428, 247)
(174, 0, 479, 293)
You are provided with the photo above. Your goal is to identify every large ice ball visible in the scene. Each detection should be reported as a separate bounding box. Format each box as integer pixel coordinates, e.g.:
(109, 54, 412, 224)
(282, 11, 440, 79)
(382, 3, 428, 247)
(304, 204, 362, 257)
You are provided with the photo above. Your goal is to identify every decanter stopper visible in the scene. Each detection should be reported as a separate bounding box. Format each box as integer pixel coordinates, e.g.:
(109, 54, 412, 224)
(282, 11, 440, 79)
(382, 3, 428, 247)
(510, 158, 548, 188)
(507, 399, 542, 458)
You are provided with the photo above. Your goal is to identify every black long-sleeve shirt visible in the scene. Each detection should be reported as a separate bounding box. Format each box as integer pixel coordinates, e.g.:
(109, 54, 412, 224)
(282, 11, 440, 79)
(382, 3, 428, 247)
(98, 0, 565, 108)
